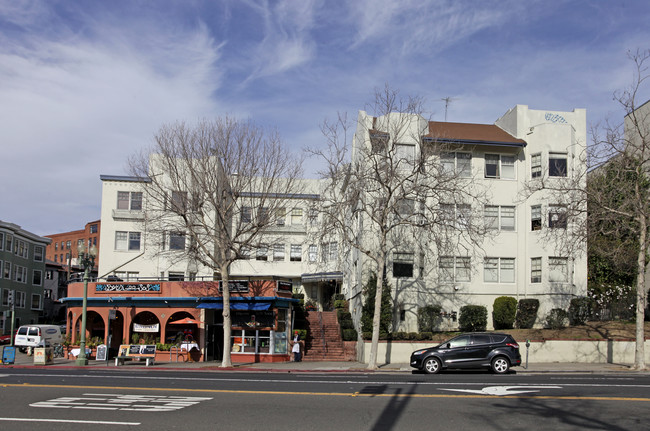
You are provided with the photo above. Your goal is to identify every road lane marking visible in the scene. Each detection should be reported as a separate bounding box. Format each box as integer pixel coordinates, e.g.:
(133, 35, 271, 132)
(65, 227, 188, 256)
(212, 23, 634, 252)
(0, 418, 140, 425)
(441, 385, 563, 396)
(6, 383, 650, 402)
(30, 394, 212, 412)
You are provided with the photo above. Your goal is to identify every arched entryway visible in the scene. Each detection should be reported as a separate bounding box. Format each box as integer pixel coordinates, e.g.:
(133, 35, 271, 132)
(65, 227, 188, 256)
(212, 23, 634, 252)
(73, 310, 105, 344)
(130, 311, 161, 345)
(165, 312, 200, 345)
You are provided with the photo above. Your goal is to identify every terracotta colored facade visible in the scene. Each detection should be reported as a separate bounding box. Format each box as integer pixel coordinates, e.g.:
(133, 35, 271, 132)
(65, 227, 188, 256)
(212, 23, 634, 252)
(45, 220, 101, 267)
(63, 277, 297, 363)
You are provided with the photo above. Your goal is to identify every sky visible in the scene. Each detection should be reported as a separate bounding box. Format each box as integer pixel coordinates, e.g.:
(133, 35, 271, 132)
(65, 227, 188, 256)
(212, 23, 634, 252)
(1, 0, 649, 237)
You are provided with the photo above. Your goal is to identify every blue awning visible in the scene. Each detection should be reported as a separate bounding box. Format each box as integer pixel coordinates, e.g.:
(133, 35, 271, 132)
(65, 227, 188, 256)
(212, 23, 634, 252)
(197, 302, 271, 311)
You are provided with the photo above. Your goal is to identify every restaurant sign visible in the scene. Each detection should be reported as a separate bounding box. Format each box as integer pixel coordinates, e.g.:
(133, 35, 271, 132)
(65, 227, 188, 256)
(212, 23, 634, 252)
(133, 323, 160, 333)
(96, 283, 161, 293)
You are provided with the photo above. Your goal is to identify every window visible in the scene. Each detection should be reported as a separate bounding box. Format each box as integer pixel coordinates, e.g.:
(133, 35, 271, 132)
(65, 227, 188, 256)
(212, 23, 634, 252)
(441, 203, 471, 229)
(15, 240, 28, 258)
(0, 232, 3, 251)
(531, 153, 542, 178)
(118, 191, 142, 210)
(239, 246, 251, 259)
(276, 208, 286, 226)
(34, 245, 44, 262)
(393, 252, 414, 278)
(321, 242, 338, 262)
(308, 244, 317, 262)
(45, 270, 54, 280)
(169, 232, 186, 250)
(168, 272, 185, 281)
(273, 244, 285, 261)
(291, 208, 303, 225)
(16, 291, 26, 308)
(441, 152, 471, 177)
(54, 242, 58, 251)
(66, 240, 71, 249)
(396, 198, 415, 217)
(531, 257, 542, 283)
(90, 224, 98, 234)
(485, 205, 515, 231)
(439, 256, 470, 283)
(485, 154, 515, 179)
(531, 205, 542, 231)
(290, 244, 302, 262)
(484, 258, 515, 283)
(549, 153, 567, 177)
(77, 239, 83, 248)
(395, 143, 415, 162)
(241, 207, 252, 223)
(258, 207, 270, 224)
(32, 269, 43, 286)
(13, 265, 27, 283)
(548, 205, 567, 229)
(549, 257, 569, 283)
(31, 294, 42, 310)
(6, 235, 13, 252)
(308, 208, 318, 225)
(256, 244, 268, 261)
(371, 133, 389, 154)
(114, 271, 139, 281)
(115, 231, 141, 251)
(1, 289, 11, 306)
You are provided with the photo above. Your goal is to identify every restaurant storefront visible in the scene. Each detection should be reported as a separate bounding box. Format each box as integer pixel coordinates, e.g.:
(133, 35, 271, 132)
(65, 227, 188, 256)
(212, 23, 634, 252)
(62, 278, 299, 362)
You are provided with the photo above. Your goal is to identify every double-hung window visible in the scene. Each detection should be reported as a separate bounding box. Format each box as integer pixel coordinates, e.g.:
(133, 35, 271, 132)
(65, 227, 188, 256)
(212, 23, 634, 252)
(117, 191, 142, 210)
(308, 244, 317, 262)
(441, 152, 472, 177)
(290, 244, 302, 261)
(34, 246, 44, 262)
(393, 252, 414, 278)
(531, 257, 542, 283)
(169, 232, 186, 250)
(531, 205, 542, 231)
(291, 209, 303, 225)
(485, 154, 515, 179)
(241, 207, 252, 224)
(531, 153, 542, 178)
(439, 256, 470, 283)
(273, 244, 285, 261)
(549, 257, 569, 282)
(484, 258, 515, 283)
(548, 205, 567, 229)
(256, 244, 268, 261)
(485, 205, 515, 231)
(115, 231, 141, 251)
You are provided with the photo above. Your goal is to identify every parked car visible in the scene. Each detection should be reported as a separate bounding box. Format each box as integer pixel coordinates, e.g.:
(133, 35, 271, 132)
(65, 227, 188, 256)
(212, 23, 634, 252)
(410, 332, 521, 374)
(0, 333, 12, 344)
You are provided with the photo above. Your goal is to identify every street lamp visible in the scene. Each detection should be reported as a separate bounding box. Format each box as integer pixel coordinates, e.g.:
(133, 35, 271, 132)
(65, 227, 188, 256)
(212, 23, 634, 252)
(75, 242, 97, 366)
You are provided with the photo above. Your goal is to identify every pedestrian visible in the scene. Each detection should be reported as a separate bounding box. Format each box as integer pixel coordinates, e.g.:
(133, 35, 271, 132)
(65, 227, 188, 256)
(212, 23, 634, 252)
(292, 331, 302, 362)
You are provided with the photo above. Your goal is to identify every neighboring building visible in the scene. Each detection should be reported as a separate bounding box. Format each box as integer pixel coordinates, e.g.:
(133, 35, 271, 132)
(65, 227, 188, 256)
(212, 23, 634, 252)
(0, 221, 51, 333)
(45, 220, 101, 268)
(348, 105, 588, 332)
(42, 261, 70, 326)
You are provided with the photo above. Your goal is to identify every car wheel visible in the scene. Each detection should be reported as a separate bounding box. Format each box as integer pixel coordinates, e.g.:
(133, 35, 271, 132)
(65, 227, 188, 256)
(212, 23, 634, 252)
(491, 356, 510, 374)
(423, 357, 441, 374)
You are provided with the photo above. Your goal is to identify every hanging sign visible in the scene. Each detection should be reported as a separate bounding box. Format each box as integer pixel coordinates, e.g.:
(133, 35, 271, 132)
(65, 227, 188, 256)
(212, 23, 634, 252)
(133, 323, 160, 333)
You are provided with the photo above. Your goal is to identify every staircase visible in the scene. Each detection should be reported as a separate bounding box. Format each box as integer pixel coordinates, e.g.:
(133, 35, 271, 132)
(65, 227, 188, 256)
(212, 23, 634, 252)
(303, 311, 349, 361)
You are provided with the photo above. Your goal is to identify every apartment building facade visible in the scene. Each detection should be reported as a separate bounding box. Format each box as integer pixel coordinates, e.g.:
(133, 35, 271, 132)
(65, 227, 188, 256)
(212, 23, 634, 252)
(45, 220, 101, 267)
(0, 221, 51, 333)
(347, 104, 588, 333)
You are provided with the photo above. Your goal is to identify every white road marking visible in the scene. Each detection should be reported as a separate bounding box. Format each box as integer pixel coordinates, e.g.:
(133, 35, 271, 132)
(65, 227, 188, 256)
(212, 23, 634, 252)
(0, 418, 140, 425)
(30, 393, 212, 412)
(441, 385, 563, 396)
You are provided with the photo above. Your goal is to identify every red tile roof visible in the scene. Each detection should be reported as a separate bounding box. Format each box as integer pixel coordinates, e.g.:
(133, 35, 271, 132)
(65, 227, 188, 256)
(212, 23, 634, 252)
(424, 121, 525, 146)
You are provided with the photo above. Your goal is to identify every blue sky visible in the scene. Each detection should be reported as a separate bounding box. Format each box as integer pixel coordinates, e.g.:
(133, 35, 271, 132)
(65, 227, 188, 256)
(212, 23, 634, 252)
(1, 0, 649, 236)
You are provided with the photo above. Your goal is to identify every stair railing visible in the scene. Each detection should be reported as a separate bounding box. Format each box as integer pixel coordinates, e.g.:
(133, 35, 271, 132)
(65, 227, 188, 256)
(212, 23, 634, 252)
(318, 311, 328, 353)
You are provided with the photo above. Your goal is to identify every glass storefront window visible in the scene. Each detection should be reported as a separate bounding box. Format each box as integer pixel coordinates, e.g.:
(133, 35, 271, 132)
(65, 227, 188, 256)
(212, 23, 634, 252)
(231, 330, 272, 354)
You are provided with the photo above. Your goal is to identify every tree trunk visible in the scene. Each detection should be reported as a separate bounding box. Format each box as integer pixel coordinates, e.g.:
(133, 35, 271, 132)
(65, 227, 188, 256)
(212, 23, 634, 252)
(367, 257, 385, 370)
(220, 265, 232, 368)
(634, 216, 647, 370)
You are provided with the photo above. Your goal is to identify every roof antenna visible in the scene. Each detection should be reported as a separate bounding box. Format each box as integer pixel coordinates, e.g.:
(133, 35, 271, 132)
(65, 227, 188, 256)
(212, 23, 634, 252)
(441, 97, 456, 122)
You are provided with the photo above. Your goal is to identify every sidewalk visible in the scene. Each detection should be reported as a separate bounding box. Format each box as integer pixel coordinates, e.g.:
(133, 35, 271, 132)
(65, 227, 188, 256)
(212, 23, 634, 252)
(2, 350, 644, 374)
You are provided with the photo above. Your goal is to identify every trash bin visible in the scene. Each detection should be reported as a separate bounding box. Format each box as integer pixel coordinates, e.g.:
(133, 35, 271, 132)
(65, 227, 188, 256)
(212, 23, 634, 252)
(34, 342, 53, 365)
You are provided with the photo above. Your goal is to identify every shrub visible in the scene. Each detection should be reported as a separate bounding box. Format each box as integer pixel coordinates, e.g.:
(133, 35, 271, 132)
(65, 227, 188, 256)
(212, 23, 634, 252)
(418, 304, 442, 332)
(362, 331, 372, 340)
(569, 297, 593, 325)
(334, 299, 347, 309)
(292, 293, 305, 300)
(418, 332, 433, 341)
(459, 305, 487, 332)
(360, 273, 393, 335)
(337, 310, 354, 330)
(545, 308, 569, 329)
(393, 332, 407, 340)
(342, 329, 358, 341)
(515, 299, 540, 329)
(294, 329, 307, 341)
(334, 293, 346, 301)
(492, 296, 517, 330)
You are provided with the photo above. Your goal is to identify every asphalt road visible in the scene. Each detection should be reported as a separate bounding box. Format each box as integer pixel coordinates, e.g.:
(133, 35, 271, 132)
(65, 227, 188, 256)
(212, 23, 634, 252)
(1, 368, 649, 430)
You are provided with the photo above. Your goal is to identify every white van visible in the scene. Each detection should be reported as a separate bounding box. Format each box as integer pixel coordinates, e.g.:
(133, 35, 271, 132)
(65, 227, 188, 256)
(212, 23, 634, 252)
(14, 325, 64, 351)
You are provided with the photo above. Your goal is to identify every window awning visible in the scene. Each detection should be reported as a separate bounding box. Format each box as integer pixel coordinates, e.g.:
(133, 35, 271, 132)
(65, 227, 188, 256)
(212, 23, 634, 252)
(301, 271, 344, 283)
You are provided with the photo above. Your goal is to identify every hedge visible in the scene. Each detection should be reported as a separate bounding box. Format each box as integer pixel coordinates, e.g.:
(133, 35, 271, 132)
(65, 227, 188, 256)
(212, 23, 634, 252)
(492, 296, 517, 330)
(515, 298, 539, 329)
(459, 305, 487, 332)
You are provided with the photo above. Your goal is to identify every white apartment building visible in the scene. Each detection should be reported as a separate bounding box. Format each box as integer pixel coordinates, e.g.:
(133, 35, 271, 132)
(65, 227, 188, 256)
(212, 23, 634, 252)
(347, 105, 588, 331)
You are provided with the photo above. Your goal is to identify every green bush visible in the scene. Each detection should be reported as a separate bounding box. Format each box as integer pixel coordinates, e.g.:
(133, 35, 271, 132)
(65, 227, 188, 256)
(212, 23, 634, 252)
(418, 304, 442, 332)
(545, 308, 569, 329)
(418, 332, 433, 341)
(337, 310, 354, 330)
(334, 293, 346, 301)
(342, 329, 358, 341)
(569, 297, 592, 326)
(360, 273, 393, 336)
(292, 293, 305, 300)
(393, 332, 407, 340)
(492, 296, 517, 330)
(362, 331, 372, 340)
(515, 299, 540, 329)
(294, 329, 307, 340)
(334, 299, 347, 309)
(459, 305, 487, 332)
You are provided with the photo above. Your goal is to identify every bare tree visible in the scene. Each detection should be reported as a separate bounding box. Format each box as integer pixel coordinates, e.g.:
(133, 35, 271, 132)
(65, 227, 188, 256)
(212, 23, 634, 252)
(309, 86, 491, 369)
(527, 50, 650, 370)
(130, 117, 303, 367)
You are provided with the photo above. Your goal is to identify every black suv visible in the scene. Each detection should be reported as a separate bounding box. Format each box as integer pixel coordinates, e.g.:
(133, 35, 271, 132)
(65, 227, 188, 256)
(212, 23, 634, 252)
(410, 332, 521, 374)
